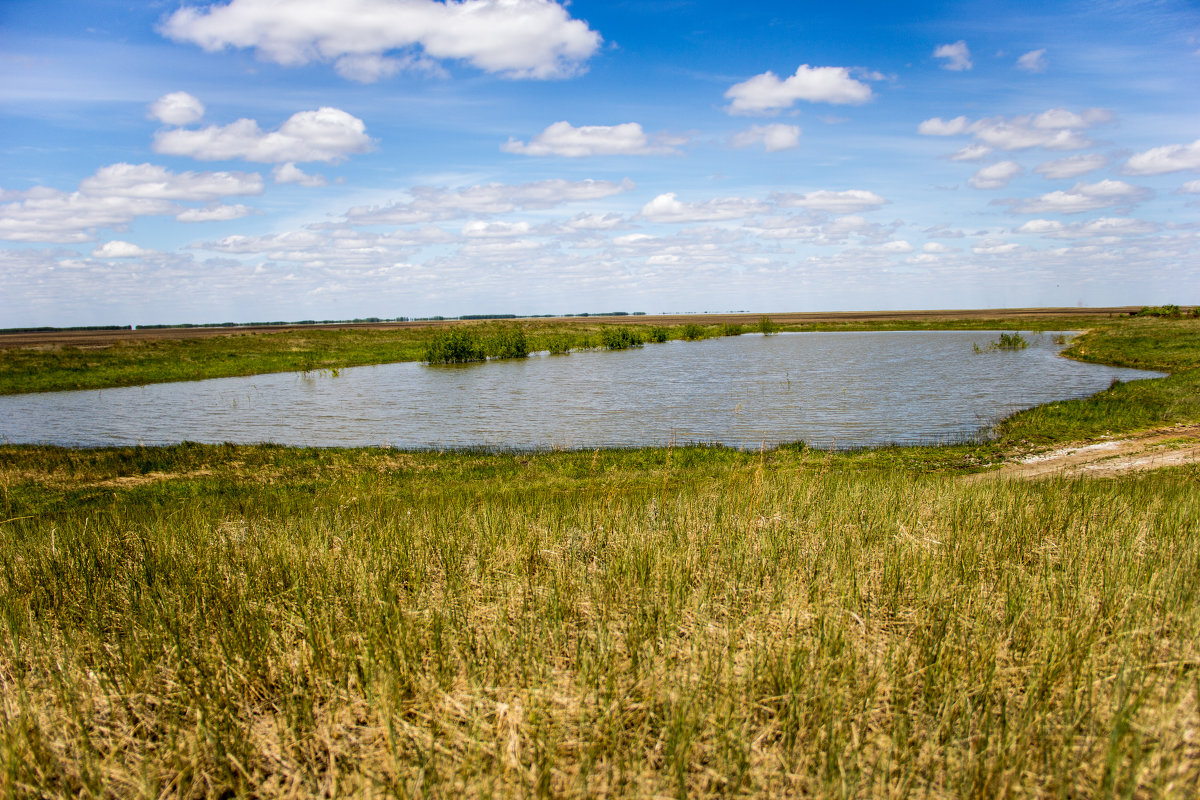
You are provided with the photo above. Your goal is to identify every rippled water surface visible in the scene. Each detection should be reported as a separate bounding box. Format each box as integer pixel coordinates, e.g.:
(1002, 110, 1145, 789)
(0, 331, 1165, 450)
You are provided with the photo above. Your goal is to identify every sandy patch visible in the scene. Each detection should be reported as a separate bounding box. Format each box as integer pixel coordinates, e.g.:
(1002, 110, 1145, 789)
(978, 424, 1200, 480)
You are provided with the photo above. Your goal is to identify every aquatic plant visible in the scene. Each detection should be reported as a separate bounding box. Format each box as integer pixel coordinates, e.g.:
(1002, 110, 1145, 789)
(681, 323, 707, 341)
(719, 323, 746, 336)
(484, 324, 530, 359)
(423, 327, 486, 364)
(599, 326, 646, 350)
(646, 326, 670, 343)
(757, 316, 780, 335)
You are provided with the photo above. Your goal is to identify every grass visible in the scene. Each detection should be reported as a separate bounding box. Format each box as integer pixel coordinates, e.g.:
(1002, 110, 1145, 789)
(1, 442, 1197, 797)
(2, 314, 1200, 796)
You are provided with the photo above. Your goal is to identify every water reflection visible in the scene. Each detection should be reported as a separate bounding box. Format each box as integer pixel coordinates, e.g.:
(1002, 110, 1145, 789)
(0, 331, 1164, 450)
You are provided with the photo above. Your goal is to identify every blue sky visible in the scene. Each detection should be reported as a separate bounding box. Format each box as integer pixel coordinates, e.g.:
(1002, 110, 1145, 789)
(2, 0, 1199, 326)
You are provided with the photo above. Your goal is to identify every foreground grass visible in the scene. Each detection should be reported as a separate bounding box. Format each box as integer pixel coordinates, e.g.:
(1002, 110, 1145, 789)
(1, 443, 1198, 798)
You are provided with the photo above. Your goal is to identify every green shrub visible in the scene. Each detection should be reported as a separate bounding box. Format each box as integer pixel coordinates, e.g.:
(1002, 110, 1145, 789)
(484, 324, 530, 359)
(599, 326, 646, 350)
(681, 323, 707, 341)
(1136, 305, 1182, 318)
(757, 316, 780, 335)
(544, 333, 572, 355)
(719, 323, 746, 337)
(423, 328, 485, 364)
(646, 326, 670, 343)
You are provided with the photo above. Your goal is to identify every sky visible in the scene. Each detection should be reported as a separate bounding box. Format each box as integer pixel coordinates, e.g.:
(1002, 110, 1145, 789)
(2, 0, 1199, 327)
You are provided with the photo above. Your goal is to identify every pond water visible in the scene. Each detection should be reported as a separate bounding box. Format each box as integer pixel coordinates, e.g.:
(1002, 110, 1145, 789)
(0, 331, 1165, 450)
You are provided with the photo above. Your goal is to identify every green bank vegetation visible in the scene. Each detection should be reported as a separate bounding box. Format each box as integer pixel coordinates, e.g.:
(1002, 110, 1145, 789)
(0, 311, 1171, 396)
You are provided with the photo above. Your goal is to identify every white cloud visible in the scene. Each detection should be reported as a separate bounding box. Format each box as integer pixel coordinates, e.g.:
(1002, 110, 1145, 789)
(1016, 49, 1047, 73)
(1018, 217, 1158, 238)
(950, 144, 992, 161)
(1017, 219, 1065, 234)
(724, 64, 873, 115)
(501, 121, 683, 157)
(933, 41, 972, 71)
(462, 220, 532, 237)
(153, 107, 374, 163)
(560, 212, 625, 231)
(639, 193, 768, 223)
(972, 239, 1021, 255)
(922, 242, 954, 253)
(875, 240, 914, 254)
(729, 124, 802, 152)
(919, 116, 971, 136)
(1035, 154, 1107, 179)
(1124, 139, 1200, 175)
(773, 189, 887, 213)
(0, 163, 263, 243)
(159, 0, 602, 81)
(1013, 179, 1148, 214)
(1182, 180, 1200, 193)
(175, 204, 256, 222)
(919, 108, 1112, 152)
(343, 177, 635, 225)
(148, 91, 205, 125)
(273, 162, 328, 186)
(93, 240, 156, 258)
(80, 163, 264, 200)
(969, 161, 1022, 189)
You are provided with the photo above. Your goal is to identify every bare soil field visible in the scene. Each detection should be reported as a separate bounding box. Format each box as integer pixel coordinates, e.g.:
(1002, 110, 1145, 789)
(0, 306, 1143, 349)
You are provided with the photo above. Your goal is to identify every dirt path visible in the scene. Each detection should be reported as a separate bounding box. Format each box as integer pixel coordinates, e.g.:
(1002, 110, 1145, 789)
(981, 424, 1200, 479)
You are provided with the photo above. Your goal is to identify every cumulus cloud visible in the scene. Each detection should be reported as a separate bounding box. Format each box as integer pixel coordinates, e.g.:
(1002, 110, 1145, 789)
(154, 107, 374, 164)
(729, 124, 802, 152)
(501, 121, 684, 157)
(972, 239, 1021, 255)
(919, 108, 1112, 151)
(1016, 49, 1047, 73)
(922, 242, 955, 253)
(773, 189, 887, 213)
(1017, 217, 1159, 239)
(148, 91, 205, 125)
(1182, 180, 1200, 193)
(969, 161, 1022, 189)
(933, 41, 972, 71)
(343, 177, 635, 225)
(724, 64, 873, 115)
(462, 220, 532, 238)
(1035, 154, 1107, 179)
(175, 204, 257, 222)
(80, 163, 264, 200)
(159, 0, 602, 81)
(1011, 179, 1148, 214)
(639, 193, 768, 223)
(0, 163, 263, 243)
(93, 240, 156, 258)
(273, 162, 328, 186)
(1124, 139, 1200, 175)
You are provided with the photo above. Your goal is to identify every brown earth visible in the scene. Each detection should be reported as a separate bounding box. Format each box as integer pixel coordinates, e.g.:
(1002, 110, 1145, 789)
(976, 424, 1200, 480)
(0, 306, 1146, 349)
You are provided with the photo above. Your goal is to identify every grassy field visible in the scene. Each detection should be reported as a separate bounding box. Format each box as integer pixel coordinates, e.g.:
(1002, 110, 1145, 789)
(1, 315, 1198, 797)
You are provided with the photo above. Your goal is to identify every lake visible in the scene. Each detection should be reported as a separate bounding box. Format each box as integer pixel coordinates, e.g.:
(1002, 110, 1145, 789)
(0, 331, 1165, 450)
